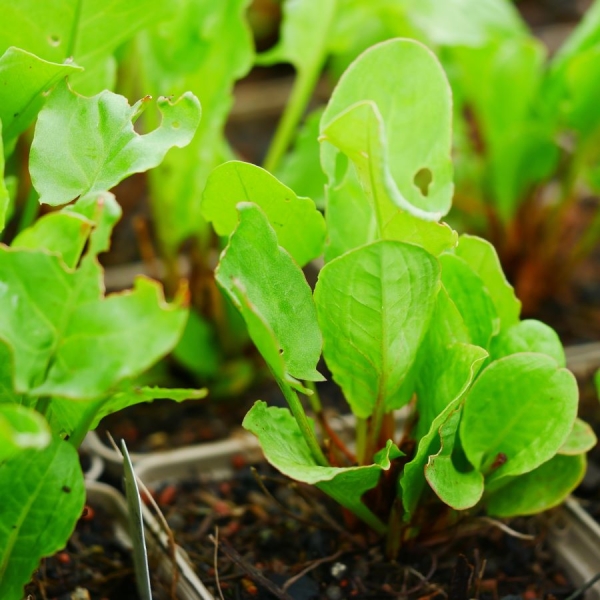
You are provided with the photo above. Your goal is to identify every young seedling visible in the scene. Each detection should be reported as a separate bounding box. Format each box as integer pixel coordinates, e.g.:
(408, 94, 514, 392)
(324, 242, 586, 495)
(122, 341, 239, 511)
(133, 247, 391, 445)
(0, 49, 204, 597)
(211, 38, 595, 555)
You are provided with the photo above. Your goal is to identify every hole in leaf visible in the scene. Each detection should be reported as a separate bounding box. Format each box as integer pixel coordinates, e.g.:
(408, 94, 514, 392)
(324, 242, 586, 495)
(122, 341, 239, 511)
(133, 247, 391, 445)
(48, 34, 61, 47)
(414, 168, 432, 197)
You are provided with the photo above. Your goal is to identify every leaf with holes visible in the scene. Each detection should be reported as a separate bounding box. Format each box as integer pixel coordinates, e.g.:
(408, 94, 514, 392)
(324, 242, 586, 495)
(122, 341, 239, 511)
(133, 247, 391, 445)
(321, 39, 453, 222)
(30, 82, 201, 207)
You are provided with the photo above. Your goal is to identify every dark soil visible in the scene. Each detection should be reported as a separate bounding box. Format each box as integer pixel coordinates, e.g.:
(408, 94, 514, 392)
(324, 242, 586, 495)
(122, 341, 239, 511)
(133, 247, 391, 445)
(24, 501, 141, 600)
(23, 496, 178, 600)
(147, 461, 576, 600)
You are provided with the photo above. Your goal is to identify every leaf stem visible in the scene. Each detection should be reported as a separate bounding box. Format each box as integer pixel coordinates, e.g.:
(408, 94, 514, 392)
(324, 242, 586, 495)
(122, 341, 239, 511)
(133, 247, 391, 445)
(263, 66, 323, 174)
(277, 377, 329, 467)
(35, 396, 51, 418)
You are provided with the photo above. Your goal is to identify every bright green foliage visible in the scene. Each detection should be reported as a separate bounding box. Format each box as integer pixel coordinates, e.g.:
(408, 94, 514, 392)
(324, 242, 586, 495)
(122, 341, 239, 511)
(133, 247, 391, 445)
(321, 39, 453, 222)
(486, 454, 586, 517)
(0, 48, 81, 153)
(0, 120, 8, 230)
(30, 82, 201, 206)
(215, 203, 323, 389)
(202, 161, 325, 267)
(205, 37, 593, 550)
(12, 212, 93, 269)
(559, 419, 597, 456)
(314, 241, 440, 418)
(460, 354, 577, 480)
(489, 320, 565, 366)
(244, 401, 402, 534)
(453, 235, 521, 329)
(139, 0, 253, 257)
(0, 404, 51, 461)
(0, 439, 85, 599)
(0, 0, 167, 95)
(425, 409, 484, 510)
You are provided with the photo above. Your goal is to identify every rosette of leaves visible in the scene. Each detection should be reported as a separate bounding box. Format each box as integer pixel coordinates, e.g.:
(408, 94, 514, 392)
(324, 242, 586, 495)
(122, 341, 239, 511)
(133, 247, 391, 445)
(0, 52, 203, 598)
(209, 39, 594, 553)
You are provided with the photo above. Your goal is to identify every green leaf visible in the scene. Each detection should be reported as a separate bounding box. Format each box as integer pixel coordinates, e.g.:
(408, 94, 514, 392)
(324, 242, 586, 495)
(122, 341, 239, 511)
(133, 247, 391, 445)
(89, 386, 207, 430)
(30, 82, 201, 207)
(0, 0, 168, 95)
(121, 441, 152, 600)
(0, 47, 81, 152)
(0, 120, 8, 231)
(314, 240, 440, 418)
(454, 235, 520, 330)
(202, 161, 325, 267)
(172, 310, 221, 378)
(414, 287, 488, 437)
(12, 212, 93, 269)
(323, 158, 458, 262)
(450, 39, 554, 222)
(244, 401, 399, 534)
(321, 39, 453, 221)
(401, 394, 463, 521)
(440, 253, 499, 349)
(66, 191, 122, 256)
(0, 438, 85, 600)
(0, 404, 51, 461)
(257, 0, 337, 73)
(489, 320, 565, 367)
(403, 0, 527, 47)
(215, 203, 323, 387)
(0, 247, 186, 399)
(425, 407, 484, 510)
(486, 454, 586, 517)
(460, 353, 578, 481)
(139, 0, 253, 256)
(558, 418, 597, 456)
(32, 277, 187, 399)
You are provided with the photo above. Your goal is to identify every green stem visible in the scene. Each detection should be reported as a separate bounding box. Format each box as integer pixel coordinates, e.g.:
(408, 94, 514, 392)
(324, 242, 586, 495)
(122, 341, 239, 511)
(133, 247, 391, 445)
(303, 379, 322, 414)
(35, 396, 51, 418)
(69, 399, 105, 448)
(277, 377, 329, 467)
(263, 65, 323, 174)
(385, 499, 404, 559)
(356, 417, 368, 465)
(17, 187, 39, 234)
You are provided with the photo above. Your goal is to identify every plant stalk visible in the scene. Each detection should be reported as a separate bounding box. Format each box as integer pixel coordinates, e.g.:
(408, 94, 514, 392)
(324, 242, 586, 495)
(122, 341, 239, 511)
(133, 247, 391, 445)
(277, 377, 329, 467)
(263, 65, 323, 174)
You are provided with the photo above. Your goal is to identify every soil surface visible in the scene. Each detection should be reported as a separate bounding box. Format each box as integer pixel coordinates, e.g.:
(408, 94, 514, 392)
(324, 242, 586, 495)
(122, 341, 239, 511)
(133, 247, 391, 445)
(23, 498, 173, 600)
(146, 461, 576, 600)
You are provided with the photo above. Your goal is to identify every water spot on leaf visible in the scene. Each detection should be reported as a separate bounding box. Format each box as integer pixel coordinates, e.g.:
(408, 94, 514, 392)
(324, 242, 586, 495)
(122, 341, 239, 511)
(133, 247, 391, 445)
(48, 35, 61, 47)
(414, 168, 432, 197)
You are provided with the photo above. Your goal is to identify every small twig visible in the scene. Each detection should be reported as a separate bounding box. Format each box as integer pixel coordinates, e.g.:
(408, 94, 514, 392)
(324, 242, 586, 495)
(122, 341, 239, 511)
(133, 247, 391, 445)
(282, 550, 343, 592)
(208, 535, 294, 600)
(133, 216, 160, 281)
(476, 517, 535, 541)
(212, 527, 225, 600)
(564, 572, 600, 600)
(404, 554, 438, 595)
